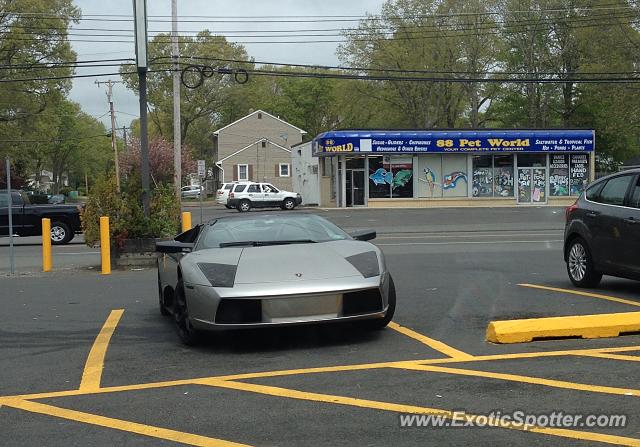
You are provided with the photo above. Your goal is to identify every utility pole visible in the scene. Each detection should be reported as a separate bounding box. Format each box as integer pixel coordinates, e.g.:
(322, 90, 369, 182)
(171, 0, 182, 199)
(133, 0, 150, 216)
(95, 79, 124, 191)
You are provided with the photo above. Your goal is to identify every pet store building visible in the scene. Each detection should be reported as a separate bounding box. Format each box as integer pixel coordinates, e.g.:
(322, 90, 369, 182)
(311, 129, 595, 208)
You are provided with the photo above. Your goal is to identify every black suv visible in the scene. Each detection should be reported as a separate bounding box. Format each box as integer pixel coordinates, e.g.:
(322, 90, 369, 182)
(564, 168, 640, 287)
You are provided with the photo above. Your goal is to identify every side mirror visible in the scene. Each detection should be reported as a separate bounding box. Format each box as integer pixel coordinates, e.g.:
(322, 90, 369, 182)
(350, 229, 376, 241)
(156, 241, 194, 253)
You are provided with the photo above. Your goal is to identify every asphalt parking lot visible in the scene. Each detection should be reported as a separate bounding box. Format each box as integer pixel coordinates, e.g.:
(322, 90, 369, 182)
(1, 206, 640, 446)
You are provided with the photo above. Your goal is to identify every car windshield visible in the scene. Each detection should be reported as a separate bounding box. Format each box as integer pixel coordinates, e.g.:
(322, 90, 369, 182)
(197, 214, 350, 249)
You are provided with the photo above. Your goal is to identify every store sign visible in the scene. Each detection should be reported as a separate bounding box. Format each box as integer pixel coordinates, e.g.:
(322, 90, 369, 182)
(313, 130, 595, 156)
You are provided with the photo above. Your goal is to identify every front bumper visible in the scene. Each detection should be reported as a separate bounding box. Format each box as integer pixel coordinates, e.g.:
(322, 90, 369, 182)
(185, 274, 390, 330)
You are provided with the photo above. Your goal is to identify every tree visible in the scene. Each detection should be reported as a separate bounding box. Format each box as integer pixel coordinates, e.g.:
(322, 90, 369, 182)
(121, 31, 251, 157)
(0, 0, 79, 153)
(119, 136, 196, 186)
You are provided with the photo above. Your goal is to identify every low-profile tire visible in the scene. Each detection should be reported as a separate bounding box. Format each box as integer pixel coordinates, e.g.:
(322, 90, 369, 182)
(173, 280, 202, 345)
(363, 275, 396, 330)
(566, 237, 602, 288)
(50, 221, 73, 245)
(237, 199, 251, 212)
(158, 266, 170, 316)
(282, 197, 296, 210)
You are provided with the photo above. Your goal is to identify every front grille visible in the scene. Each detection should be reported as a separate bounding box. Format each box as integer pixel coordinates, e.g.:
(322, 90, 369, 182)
(215, 299, 262, 324)
(342, 288, 383, 316)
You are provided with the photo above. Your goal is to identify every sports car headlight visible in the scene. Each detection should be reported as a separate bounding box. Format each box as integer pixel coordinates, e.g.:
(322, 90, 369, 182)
(197, 263, 237, 287)
(345, 251, 380, 278)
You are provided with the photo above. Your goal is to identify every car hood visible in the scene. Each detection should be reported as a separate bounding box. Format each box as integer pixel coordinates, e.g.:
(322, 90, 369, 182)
(181, 240, 382, 286)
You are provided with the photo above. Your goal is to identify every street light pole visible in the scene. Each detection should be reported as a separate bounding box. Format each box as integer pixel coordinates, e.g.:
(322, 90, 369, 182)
(133, 0, 150, 216)
(5, 156, 15, 275)
(171, 0, 182, 200)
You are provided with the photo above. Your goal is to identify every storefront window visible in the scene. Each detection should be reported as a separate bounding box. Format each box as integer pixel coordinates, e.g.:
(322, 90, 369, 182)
(570, 154, 589, 196)
(549, 154, 570, 196)
(368, 156, 391, 199)
(442, 154, 468, 198)
(472, 155, 493, 197)
(416, 154, 442, 198)
(493, 155, 514, 197)
(391, 156, 413, 198)
(368, 156, 413, 198)
(517, 154, 546, 167)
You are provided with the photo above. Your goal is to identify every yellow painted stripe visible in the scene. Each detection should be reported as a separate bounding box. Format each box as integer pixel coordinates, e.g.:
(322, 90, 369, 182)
(486, 311, 640, 344)
(575, 352, 640, 362)
(388, 321, 474, 359)
(202, 380, 640, 447)
(3, 344, 640, 402)
(3, 399, 249, 447)
(80, 309, 124, 390)
(393, 363, 639, 396)
(518, 283, 640, 308)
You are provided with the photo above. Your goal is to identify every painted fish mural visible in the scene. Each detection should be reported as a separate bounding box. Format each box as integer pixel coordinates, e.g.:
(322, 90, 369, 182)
(442, 171, 468, 190)
(369, 168, 394, 186)
(392, 170, 412, 189)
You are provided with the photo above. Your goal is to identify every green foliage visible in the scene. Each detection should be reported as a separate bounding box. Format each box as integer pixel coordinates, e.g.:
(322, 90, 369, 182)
(82, 173, 180, 247)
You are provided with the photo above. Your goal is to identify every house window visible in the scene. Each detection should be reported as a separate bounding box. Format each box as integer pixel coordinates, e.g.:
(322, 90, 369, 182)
(257, 112, 262, 119)
(261, 141, 266, 148)
(238, 164, 248, 181)
(279, 163, 290, 177)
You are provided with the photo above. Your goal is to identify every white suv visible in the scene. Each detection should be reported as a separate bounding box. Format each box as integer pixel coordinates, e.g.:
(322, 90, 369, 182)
(227, 182, 302, 212)
(216, 182, 237, 208)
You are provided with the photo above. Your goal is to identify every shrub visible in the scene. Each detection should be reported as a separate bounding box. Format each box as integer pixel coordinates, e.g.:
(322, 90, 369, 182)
(82, 173, 181, 247)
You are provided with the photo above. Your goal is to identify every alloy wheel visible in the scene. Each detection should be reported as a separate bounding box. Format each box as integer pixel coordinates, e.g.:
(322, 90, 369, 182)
(51, 225, 66, 243)
(568, 243, 587, 281)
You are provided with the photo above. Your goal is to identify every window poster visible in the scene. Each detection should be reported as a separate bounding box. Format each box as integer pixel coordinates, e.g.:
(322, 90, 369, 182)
(518, 168, 532, 202)
(549, 154, 569, 196)
(532, 168, 547, 203)
(570, 154, 589, 196)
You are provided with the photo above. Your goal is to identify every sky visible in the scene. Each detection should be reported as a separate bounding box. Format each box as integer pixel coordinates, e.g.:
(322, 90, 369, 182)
(70, 0, 385, 130)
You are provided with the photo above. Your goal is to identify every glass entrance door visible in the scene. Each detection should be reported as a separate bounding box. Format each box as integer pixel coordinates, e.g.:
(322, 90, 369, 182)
(346, 169, 365, 207)
(517, 168, 547, 204)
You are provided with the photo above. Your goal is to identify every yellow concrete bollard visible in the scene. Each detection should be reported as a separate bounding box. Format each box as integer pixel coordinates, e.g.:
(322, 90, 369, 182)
(181, 211, 192, 232)
(100, 216, 111, 275)
(42, 218, 52, 272)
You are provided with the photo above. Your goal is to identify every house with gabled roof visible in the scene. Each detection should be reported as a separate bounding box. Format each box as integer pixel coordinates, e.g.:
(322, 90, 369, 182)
(213, 110, 306, 191)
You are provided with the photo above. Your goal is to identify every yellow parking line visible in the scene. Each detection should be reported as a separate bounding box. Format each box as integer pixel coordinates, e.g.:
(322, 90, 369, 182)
(3, 399, 249, 447)
(518, 284, 640, 308)
(391, 363, 639, 397)
(80, 309, 124, 391)
(388, 322, 474, 359)
(575, 352, 640, 362)
(202, 379, 640, 447)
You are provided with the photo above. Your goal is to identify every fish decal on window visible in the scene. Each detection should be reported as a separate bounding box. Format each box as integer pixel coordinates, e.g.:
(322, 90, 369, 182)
(442, 171, 468, 190)
(369, 168, 394, 186)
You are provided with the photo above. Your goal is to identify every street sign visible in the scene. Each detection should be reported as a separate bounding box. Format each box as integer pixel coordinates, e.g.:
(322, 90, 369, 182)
(197, 160, 206, 177)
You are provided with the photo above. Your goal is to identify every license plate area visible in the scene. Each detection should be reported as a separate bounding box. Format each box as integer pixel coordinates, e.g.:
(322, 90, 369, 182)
(262, 294, 342, 323)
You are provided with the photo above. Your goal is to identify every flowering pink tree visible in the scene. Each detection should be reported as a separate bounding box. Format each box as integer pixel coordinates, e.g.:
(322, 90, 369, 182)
(120, 137, 196, 186)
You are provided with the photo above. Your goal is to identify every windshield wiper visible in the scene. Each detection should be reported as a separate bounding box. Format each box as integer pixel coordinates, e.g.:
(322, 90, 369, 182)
(219, 239, 317, 248)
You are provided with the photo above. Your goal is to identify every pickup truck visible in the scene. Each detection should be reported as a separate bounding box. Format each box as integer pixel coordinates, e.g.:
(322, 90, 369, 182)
(0, 190, 82, 244)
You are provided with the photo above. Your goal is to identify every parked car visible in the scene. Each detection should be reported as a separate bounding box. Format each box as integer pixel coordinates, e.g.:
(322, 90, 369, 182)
(0, 190, 83, 244)
(564, 168, 640, 287)
(227, 182, 302, 212)
(216, 182, 237, 209)
(156, 213, 395, 344)
(181, 185, 203, 199)
(25, 190, 51, 204)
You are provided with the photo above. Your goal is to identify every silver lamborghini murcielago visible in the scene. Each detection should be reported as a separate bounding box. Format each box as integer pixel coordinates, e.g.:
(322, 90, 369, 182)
(156, 213, 396, 344)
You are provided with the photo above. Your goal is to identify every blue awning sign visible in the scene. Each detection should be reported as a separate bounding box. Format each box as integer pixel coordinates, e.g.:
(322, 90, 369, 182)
(313, 130, 595, 156)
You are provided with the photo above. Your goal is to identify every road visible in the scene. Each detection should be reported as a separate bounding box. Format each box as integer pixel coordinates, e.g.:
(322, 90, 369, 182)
(1, 206, 639, 446)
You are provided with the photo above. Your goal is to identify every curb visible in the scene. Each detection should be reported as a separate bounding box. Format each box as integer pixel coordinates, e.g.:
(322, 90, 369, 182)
(486, 311, 640, 344)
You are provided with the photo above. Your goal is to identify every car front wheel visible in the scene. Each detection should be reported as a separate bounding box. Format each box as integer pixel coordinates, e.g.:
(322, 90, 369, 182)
(566, 237, 602, 288)
(282, 198, 296, 210)
(173, 280, 201, 345)
(50, 221, 73, 245)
